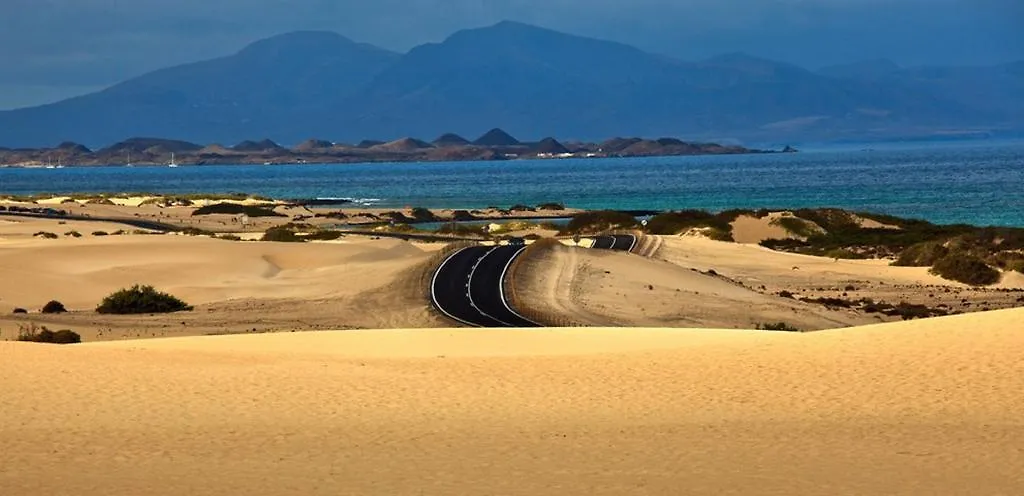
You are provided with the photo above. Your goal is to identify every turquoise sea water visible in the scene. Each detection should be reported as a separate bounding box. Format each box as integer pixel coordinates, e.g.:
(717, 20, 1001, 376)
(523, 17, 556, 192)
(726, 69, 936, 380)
(1, 140, 1021, 226)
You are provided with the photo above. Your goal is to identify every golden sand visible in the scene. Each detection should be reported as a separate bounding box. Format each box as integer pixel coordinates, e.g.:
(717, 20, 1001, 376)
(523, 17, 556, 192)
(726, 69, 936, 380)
(2, 309, 1022, 495)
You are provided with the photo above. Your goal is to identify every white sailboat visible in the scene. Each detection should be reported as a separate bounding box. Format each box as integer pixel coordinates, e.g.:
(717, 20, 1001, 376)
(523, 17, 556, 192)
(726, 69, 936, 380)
(126, 151, 133, 167)
(168, 152, 179, 168)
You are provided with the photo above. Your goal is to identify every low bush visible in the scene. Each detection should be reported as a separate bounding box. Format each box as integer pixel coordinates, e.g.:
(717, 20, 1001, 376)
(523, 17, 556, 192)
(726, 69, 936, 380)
(509, 204, 536, 212)
(451, 210, 476, 221)
(410, 207, 438, 222)
(705, 228, 735, 242)
(41, 300, 67, 314)
(893, 241, 949, 267)
(304, 230, 346, 241)
(774, 216, 821, 238)
(96, 284, 193, 314)
(930, 253, 1001, 286)
(33, 231, 58, 239)
(437, 223, 489, 236)
(537, 202, 565, 211)
(92, 230, 109, 236)
(181, 227, 214, 236)
(382, 211, 415, 223)
(12, 307, 28, 314)
(216, 234, 242, 241)
(561, 210, 638, 234)
(261, 226, 303, 242)
(64, 230, 82, 238)
(756, 322, 801, 332)
(192, 203, 284, 217)
(645, 210, 731, 235)
(17, 324, 81, 344)
(801, 297, 854, 309)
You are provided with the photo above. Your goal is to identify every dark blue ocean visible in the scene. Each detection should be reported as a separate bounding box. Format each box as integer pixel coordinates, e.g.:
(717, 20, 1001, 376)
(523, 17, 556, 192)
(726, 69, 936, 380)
(1, 140, 1021, 226)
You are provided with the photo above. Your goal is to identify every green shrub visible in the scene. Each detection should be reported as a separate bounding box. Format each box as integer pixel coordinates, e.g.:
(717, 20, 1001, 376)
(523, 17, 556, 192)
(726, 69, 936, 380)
(410, 207, 438, 222)
(260, 226, 303, 242)
(509, 204, 536, 212)
(537, 202, 565, 211)
(561, 210, 638, 234)
(304, 230, 346, 241)
(41, 300, 67, 314)
(64, 230, 82, 238)
(192, 203, 284, 217)
(437, 223, 489, 236)
(893, 241, 949, 267)
(181, 227, 215, 236)
(17, 325, 81, 344)
(92, 230, 109, 236)
(774, 216, 821, 238)
(96, 285, 193, 314)
(930, 253, 1001, 286)
(991, 252, 1024, 273)
(645, 210, 731, 235)
(33, 231, 59, 239)
(756, 322, 801, 332)
(451, 210, 477, 221)
(216, 234, 242, 241)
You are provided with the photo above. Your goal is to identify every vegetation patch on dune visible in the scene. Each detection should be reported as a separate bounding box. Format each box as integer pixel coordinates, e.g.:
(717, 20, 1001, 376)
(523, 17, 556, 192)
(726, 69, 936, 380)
(16, 324, 81, 344)
(261, 226, 303, 242)
(753, 208, 1022, 286)
(41, 300, 67, 314)
(560, 210, 638, 235)
(930, 253, 1002, 286)
(96, 285, 193, 314)
(192, 203, 284, 217)
(772, 216, 823, 238)
(644, 210, 738, 241)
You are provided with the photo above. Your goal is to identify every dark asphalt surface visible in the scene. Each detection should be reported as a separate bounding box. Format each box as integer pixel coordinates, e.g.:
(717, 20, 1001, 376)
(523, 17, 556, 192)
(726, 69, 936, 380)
(592, 234, 637, 252)
(431, 245, 540, 328)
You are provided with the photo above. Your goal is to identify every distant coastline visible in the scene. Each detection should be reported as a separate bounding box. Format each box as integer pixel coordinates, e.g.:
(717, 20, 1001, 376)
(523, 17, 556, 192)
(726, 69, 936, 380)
(0, 130, 793, 167)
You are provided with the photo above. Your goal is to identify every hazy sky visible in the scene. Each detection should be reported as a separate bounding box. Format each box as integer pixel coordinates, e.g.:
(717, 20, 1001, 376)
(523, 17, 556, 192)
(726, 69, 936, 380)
(1, 0, 1021, 109)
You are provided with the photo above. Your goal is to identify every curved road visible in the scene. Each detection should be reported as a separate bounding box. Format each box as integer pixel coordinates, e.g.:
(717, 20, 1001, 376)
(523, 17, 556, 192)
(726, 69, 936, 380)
(591, 234, 637, 252)
(431, 245, 541, 328)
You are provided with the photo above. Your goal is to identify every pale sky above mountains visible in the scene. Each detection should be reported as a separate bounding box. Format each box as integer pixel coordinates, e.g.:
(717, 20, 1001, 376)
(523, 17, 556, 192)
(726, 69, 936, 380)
(1, 0, 1021, 109)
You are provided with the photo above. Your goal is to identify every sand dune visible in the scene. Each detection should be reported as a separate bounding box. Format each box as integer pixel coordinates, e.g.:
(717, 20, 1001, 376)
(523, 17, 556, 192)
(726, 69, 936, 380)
(0, 234, 426, 310)
(511, 241, 875, 329)
(2, 309, 1022, 495)
(0, 219, 444, 338)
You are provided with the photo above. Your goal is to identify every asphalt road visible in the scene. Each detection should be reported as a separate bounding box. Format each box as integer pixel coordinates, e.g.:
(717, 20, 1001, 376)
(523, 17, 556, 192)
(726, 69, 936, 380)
(591, 234, 637, 252)
(431, 245, 541, 328)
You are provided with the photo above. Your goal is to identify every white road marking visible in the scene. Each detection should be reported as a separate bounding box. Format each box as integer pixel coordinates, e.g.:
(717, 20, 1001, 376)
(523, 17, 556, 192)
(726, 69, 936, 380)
(499, 246, 542, 327)
(429, 247, 481, 328)
(467, 246, 516, 327)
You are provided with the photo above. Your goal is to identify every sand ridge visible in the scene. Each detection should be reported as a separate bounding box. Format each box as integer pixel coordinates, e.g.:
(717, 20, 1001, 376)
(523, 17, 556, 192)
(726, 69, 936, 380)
(2, 310, 1023, 495)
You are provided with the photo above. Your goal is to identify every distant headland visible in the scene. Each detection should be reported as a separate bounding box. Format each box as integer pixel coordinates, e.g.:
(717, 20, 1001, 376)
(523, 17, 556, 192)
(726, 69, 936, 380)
(0, 129, 794, 167)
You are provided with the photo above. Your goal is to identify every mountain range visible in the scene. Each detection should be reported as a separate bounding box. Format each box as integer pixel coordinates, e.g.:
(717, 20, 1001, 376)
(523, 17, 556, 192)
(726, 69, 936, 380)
(1, 21, 1021, 148)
